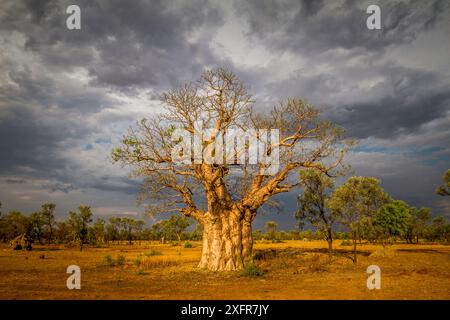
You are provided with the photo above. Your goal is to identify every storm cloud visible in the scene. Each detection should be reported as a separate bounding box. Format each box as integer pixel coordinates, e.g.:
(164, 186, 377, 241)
(0, 0, 449, 225)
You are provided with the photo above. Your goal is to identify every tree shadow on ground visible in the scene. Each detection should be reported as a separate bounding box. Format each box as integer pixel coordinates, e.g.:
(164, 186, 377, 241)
(396, 248, 447, 254)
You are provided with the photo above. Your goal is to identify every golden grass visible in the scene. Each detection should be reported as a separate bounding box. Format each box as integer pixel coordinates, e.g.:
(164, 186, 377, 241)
(0, 240, 449, 299)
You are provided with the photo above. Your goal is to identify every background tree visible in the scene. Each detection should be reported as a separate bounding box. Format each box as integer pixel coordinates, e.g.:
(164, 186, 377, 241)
(29, 212, 45, 244)
(113, 68, 350, 271)
(164, 215, 192, 242)
(117, 217, 145, 244)
(105, 217, 120, 244)
(151, 216, 191, 242)
(132, 219, 145, 244)
(0, 211, 30, 242)
(265, 221, 278, 241)
(436, 169, 450, 196)
(253, 229, 263, 240)
(119, 217, 135, 244)
(189, 223, 203, 241)
(405, 207, 431, 244)
(328, 176, 390, 263)
(373, 200, 412, 247)
(296, 169, 335, 255)
(40, 203, 56, 243)
(68, 205, 93, 251)
(356, 216, 376, 243)
(150, 222, 165, 242)
(427, 216, 450, 242)
(55, 221, 71, 244)
(91, 218, 105, 245)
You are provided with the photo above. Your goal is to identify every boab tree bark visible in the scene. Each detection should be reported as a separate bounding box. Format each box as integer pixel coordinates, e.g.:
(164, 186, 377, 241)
(113, 68, 351, 271)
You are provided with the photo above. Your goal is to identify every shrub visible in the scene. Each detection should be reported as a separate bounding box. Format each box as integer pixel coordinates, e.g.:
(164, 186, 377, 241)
(103, 255, 115, 266)
(116, 255, 125, 266)
(104, 255, 126, 267)
(183, 241, 193, 248)
(145, 249, 162, 256)
(133, 257, 141, 267)
(242, 263, 265, 277)
(136, 269, 147, 275)
(340, 240, 353, 246)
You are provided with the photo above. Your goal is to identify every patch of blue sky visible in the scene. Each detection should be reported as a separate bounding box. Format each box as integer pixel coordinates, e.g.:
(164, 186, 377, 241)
(83, 143, 93, 150)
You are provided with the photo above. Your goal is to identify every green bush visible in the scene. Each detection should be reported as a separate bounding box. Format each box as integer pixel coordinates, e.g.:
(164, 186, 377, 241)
(116, 255, 126, 266)
(136, 269, 147, 275)
(183, 241, 193, 248)
(242, 263, 265, 277)
(340, 240, 353, 246)
(104, 255, 126, 266)
(145, 249, 162, 256)
(133, 257, 141, 267)
(103, 255, 115, 266)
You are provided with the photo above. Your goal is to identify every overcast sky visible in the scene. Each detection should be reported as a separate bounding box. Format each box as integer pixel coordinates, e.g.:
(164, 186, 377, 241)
(0, 0, 449, 229)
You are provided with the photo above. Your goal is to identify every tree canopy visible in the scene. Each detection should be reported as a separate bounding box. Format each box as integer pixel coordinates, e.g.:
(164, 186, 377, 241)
(374, 200, 412, 245)
(436, 169, 450, 196)
(328, 176, 390, 262)
(296, 169, 336, 253)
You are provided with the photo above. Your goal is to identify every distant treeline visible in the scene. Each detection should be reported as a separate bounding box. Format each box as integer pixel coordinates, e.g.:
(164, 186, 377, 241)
(0, 200, 448, 252)
(0, 202, 202, 250)
(254, 219, 450, 244)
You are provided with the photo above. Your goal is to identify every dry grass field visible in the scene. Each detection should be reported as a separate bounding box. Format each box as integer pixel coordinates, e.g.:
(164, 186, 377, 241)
(0, 240, 449, 300)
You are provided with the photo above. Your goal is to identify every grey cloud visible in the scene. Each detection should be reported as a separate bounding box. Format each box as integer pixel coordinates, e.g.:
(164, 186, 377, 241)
(327, 65, 450, 139)
(5, 178, 26, 184)
(1, 0, 224, 89)
(0, 0, 448, 221)
(1, 0, 225, 195)
(252, 58, 450, 140)
(235, 0, 450, 55)
(36, 181, 76, 193)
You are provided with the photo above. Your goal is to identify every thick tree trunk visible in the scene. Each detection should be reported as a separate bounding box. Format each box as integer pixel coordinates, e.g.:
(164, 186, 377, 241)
(242, 220, 253, 264)
(198, 210, 244, 271)
(242, 208, 256, 264)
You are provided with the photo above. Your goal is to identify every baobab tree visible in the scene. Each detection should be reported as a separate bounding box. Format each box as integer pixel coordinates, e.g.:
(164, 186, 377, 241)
(113, 68, 351, 271)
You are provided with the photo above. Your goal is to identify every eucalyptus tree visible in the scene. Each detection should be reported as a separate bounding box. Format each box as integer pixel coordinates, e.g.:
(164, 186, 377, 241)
(328, 176, 390, 263)
(296, 169, 336, 255)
